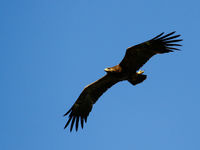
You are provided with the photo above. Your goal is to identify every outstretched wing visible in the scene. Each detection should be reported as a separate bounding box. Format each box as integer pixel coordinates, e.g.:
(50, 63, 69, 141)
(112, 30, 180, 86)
(120, 31, 182, 72)
(64, 74, 121, 132)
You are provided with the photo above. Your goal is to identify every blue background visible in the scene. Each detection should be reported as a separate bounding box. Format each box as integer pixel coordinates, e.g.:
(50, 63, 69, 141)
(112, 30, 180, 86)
(1, 0, 200, 150)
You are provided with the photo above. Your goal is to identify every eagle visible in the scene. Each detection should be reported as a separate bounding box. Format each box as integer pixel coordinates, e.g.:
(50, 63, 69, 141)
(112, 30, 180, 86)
(64, 31, 182, 132)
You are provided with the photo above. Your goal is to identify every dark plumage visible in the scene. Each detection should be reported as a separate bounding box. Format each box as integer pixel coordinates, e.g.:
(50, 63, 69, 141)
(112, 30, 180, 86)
(64, 31, 182, 132)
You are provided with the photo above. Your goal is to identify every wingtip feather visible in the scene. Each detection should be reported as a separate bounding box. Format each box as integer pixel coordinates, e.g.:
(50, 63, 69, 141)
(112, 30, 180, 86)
(75, 116, 79, 131)
(152, 31, 182, 54)
(165, 39, 183, 43)
(159, 31, 176, 40)
(64, 108, 72, 117)
(64, 116, 72, 129)
(81, 118, 84, 129)
(152, 32, 164, 40)
(70, 116, 76, 132)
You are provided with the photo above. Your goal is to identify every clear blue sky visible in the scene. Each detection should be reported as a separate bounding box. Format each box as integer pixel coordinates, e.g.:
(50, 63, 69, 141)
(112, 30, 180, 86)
(1, 0, 200, 150)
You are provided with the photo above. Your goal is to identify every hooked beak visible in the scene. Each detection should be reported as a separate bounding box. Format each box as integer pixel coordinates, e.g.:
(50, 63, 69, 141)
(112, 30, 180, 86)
(104, 68, 110, 72)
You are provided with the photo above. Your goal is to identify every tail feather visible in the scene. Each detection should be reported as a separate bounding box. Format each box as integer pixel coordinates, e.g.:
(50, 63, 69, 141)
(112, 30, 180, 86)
(128, 74, 147, 86)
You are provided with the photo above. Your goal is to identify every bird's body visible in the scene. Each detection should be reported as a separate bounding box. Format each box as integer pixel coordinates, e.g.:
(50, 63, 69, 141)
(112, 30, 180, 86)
(64, 31, 182, 131)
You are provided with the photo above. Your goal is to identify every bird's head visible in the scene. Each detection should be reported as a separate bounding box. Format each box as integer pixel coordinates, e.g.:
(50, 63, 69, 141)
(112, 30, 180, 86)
(104, 67, 112, 73)
(104, 65, 122, 73)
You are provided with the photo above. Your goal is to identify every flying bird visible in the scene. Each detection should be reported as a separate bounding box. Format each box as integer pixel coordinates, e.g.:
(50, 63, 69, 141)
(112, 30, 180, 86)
(64, 31, 182, 132)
